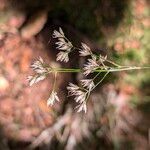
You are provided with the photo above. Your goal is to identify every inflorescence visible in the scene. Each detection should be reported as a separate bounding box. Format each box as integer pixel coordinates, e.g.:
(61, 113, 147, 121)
(28, 27, 149, 113)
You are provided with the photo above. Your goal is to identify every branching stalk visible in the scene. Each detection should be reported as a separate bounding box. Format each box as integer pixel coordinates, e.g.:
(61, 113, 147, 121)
(28, 27, 150, 113)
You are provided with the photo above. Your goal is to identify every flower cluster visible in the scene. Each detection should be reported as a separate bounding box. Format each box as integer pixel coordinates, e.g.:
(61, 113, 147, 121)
(83, 57, 99, 76)
(67, 83, 88, 113)
(80, 79, 95, 90)
(47, 91, 60, 106)
(53, 27, 73, 62)
(79, 43, 91, 56)
(31, 57, 47, 74)
(66, 78, 96, 113)
(27, 57, 47, 86)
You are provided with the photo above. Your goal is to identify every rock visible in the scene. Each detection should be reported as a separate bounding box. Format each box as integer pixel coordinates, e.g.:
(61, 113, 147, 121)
(0, 76, 9, 92)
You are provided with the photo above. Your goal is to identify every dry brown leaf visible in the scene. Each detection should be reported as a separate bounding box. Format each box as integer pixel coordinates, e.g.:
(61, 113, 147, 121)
(21, 10, 48, 39)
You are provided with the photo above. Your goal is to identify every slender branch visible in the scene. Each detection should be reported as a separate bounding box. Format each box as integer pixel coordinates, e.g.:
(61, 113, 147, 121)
(99, 66, 150, 72)
(93, 72, 102, 80)
(91, 71, 110, 91)
(53, 72, 57, 90)
(104, 59, 121, 67)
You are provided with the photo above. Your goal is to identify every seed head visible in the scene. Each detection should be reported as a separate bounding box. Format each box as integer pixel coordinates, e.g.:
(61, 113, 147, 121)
(53, 27, 64, 38)
(27, 75, 46, 86)
(31, 57, 47, 74)
(56, 51, 69, 62)
(79, 43, 91, 56)
(53, 27, 73, 62)
(80, 79, 95, 90)
(67, 83, 87, 104)
(75, 102, 87, 113)
(83, 58, 99, 76)
(47, 91, 60, 106)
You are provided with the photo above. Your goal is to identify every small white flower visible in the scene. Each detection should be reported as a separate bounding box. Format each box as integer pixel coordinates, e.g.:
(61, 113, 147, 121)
(47, 91, 60, 106)
(27, 75, 46, 86)
(56, 51, 69, 62)
(75, 102, 87, 113)
(74, 90, 87, 103)
(67, 83, 80, 95)
(31, 57, 47, 74)
(58, 38, 66, 42)
(55, 33, 73, 51)
(33, 67, 47, 74)
(79, 43, 91, 56)
(53, 27, 64, 38)
(67, 83, 88, 112)
(80, 79, 95, 90)
(99, 55, 107, 63)
(59, 27, 65, 36)
(83, 58, 99, 76)
(39, 57, 44, 63)
(56, 42, 72, 51)
(67, 83, 79, 91)
(67, 83, 87, 103)
(53, 28, 73, 52)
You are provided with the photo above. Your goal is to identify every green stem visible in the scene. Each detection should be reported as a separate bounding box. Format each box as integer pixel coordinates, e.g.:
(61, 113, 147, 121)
(51, 68, 81, 73)
(47, 66, 150, 73)
(96, 66, 150, 72)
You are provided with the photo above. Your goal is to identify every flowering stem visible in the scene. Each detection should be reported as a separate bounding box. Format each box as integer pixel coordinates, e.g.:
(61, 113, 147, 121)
(48, 66, 150, 73)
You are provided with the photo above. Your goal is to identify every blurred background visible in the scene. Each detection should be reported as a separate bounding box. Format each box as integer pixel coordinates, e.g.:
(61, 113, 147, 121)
(0, 0, 149, 149)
